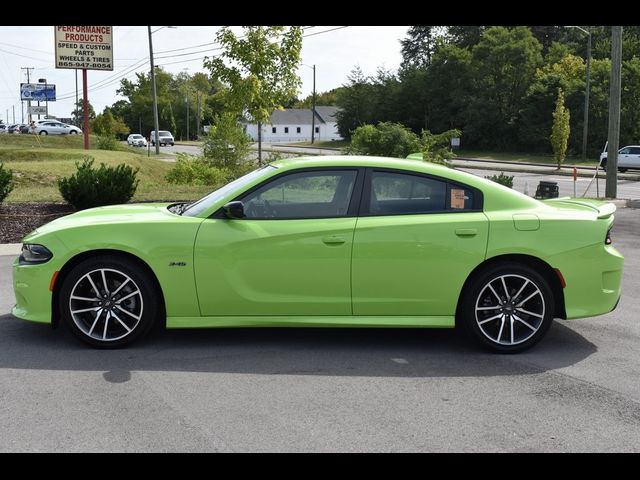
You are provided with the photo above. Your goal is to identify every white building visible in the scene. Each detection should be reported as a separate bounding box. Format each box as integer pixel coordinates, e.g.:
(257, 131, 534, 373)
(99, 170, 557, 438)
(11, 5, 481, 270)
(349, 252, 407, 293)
(244, 106, 343, 143)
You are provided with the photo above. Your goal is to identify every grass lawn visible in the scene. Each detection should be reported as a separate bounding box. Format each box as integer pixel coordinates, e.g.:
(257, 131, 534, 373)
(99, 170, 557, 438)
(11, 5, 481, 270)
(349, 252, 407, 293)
(0, 134, 213, 203)
(456, 149, 599, 166)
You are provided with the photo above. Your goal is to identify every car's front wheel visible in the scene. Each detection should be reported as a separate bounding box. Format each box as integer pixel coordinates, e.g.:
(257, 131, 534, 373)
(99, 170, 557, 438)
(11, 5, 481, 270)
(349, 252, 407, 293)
(39, 131, 48, 135)
(459, 263, 554, 353)
(59, 256, 159, 348)
(69, 130, 77, 135)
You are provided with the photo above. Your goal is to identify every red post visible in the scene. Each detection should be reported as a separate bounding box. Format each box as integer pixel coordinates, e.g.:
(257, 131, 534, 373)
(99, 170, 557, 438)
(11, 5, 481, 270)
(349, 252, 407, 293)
(82, 69, 89, 150)
(573, 166, 577, 181)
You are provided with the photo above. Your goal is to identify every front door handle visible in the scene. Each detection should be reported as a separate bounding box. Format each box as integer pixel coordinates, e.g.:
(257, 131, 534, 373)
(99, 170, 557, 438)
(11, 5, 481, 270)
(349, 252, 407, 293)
(455, 228, 477, 237)
(322, 235, 346, 245)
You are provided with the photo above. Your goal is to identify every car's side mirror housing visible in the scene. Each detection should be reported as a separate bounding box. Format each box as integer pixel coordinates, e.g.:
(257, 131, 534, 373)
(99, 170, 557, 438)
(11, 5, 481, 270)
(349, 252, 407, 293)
(222, 201, 245, 219)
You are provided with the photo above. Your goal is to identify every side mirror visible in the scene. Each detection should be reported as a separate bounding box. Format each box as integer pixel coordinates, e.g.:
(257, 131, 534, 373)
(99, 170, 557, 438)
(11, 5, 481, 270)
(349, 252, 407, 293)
(222, 201, 245, 219)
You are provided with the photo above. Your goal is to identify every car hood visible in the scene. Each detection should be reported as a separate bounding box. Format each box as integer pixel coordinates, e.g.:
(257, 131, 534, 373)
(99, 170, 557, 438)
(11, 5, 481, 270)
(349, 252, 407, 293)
(25, 203, 177, 240)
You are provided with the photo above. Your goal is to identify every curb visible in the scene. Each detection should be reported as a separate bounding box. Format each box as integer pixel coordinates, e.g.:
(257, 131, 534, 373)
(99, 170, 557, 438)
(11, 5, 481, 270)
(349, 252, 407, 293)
(0, 244, 21, 256)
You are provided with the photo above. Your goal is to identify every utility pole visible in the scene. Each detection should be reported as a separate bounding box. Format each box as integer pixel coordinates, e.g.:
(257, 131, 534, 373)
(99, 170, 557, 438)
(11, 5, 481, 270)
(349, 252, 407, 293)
(606, 26, 623, 199)
(582, 29, 591, 163)
(21, 67, 34, 124)
(75, 69, 79, 126)
(196, 92, 201, 140)
(185, 93, 189, 141)
(148, 26, 160, 155)
(311, 64, 316, 144)
(12, 105, 15, 123)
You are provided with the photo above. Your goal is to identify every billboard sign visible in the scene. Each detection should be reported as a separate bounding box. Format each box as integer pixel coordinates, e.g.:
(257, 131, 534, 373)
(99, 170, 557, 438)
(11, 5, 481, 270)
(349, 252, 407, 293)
(54, 26, 113, 71)
(29, 106, 47, 115)
(20, 83, 57, 102)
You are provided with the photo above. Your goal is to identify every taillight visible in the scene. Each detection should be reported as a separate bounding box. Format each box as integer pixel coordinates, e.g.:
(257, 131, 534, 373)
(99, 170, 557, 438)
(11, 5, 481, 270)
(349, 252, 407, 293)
(605, 229, 612, 245)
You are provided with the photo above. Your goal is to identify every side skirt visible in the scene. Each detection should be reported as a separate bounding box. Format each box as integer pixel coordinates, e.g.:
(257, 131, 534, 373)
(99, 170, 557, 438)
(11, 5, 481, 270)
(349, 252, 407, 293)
(166, 316, 455, 329)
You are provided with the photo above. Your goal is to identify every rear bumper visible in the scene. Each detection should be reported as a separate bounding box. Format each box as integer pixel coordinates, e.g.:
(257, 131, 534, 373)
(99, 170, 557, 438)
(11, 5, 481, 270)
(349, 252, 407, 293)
(549, 243, 623, 320)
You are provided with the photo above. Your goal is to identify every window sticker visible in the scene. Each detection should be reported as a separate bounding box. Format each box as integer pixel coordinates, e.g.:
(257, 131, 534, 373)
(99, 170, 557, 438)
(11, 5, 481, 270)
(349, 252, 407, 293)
(451, 188, 465, 209)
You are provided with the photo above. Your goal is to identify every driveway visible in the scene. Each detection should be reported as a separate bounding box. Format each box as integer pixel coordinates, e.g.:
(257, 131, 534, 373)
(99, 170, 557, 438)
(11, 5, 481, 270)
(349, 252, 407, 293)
(0, 210, 638, 451)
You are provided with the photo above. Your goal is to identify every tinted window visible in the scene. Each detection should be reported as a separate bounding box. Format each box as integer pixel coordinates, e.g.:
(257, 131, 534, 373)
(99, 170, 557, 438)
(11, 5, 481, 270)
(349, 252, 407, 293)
(368, 171, 476, 215)
(241, 170, 357, 219)
(628, 147, 640, 155)
(619, 147, 631, 154)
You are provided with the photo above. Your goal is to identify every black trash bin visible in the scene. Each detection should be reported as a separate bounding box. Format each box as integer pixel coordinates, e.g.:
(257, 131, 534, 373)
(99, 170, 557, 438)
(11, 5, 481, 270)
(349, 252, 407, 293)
(535, 181, 559, 199)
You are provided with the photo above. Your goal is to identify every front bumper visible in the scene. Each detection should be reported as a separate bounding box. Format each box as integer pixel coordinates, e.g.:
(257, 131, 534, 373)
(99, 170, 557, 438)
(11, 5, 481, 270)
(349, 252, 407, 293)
(12, 256, 57, 324)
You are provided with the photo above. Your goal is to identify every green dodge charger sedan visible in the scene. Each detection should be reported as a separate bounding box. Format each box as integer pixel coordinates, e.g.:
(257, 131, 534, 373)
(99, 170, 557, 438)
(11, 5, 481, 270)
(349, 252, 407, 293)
(12, 156, 623, 352)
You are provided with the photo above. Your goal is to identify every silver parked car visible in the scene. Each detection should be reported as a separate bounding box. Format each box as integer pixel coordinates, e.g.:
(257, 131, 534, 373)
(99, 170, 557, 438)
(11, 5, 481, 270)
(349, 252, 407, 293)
(34, 120, 82, 135)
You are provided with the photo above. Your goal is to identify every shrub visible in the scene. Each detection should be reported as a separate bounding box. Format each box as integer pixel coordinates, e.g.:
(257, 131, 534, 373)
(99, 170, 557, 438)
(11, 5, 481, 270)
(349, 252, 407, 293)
(96, 135, 120, 151)
(346, 122, 422, 158)
(58, 158, 139, 210)
(165, 154, 233, 186)
(0, 163, 14, 204)
(485, 172, 514, 188)
(421, 129, 461, 166)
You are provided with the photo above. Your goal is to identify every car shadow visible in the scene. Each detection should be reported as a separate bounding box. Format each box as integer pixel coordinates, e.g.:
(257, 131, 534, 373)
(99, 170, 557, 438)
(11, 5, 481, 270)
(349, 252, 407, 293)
(0, 315, 596, 380)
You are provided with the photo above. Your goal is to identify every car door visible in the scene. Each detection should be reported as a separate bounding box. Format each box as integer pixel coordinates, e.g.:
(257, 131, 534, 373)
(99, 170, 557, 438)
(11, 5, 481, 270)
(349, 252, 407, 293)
(351, 169, 489, 316)
(194, 168, 362, 316)
(618, 147, 631, 168)
(628, 147, 640, 169)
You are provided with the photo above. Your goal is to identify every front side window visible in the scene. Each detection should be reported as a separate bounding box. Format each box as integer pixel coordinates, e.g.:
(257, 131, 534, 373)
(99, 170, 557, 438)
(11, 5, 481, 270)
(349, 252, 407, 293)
(241, 170, 357, 219)
(368, 171, 476, 215)
(619, 147, 631, 154)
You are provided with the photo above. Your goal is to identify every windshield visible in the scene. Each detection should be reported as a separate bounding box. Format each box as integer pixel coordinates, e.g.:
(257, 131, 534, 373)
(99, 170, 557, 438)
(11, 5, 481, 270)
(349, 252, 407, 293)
(182, 165, 277, 217)
(159, 131, 171, 136)
(132, 135, 143, 139)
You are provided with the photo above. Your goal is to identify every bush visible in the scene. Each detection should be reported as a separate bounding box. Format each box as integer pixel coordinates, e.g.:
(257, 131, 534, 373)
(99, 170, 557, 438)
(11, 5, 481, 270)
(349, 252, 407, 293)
(0, 163, 14, 204)
(346, 122, 422, 158)
(58, 158, 139, 210)
(165, 154, 233, 186)
(96, 135, 120, 151)
(421, 129, 461, 166)
(485, 172, 514, 188)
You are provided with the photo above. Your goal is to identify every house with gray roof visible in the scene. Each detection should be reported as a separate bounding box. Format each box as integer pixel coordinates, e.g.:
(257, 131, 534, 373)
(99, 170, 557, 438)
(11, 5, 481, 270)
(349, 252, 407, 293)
(244, 106, 343, 143)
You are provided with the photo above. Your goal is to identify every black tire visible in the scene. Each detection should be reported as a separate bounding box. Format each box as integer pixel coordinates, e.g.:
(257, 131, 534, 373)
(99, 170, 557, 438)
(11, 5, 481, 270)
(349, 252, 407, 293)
(619, 168, 628, 173)
(69, 130, 78, 135)
(58, 255, 159, 348)
(39, 131, 48, 135)
(458, 262, 554, 353)
(600, 159, 607, 171)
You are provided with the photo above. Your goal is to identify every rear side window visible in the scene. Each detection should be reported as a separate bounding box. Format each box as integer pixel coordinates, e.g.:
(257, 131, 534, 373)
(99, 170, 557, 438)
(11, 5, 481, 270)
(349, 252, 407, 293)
(368, 170, 478, 215)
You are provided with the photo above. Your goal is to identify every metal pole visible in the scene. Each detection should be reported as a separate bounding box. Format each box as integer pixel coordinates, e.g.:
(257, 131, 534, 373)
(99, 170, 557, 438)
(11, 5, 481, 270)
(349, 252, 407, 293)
(82, 69, 89, 150)
(21, 101, 23, 123)
(186, 94, 189, 141)
(75, 69, 79, 126)
(148, 26, 160, 156)
(258, 121, 262, 166)
(196, 93, 201, 139)
(45, 81, 48, 118)
(605, 26, 623, 199)
(581, 29, 591, 163)
(311, 64, 316, 144)
(12, 105, 15, 123)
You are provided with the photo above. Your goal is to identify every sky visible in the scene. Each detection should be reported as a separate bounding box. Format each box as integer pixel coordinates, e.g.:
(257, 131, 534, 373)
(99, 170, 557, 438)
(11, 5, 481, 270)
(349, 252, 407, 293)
(0, 26, 409, 124)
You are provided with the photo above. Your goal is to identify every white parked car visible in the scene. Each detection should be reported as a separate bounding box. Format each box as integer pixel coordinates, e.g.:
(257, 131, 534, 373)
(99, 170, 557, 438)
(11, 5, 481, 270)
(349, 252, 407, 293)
(150, 130, 174, 146)
(600, 142, 640, 172)
(34, 120, 82, 135)
(127, 134, 148, 147)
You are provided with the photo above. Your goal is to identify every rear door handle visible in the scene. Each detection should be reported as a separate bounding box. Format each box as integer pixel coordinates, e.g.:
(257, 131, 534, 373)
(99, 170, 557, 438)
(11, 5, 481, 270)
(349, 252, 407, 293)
(455, 228, 477, 237)
(322, 235, 346, 245)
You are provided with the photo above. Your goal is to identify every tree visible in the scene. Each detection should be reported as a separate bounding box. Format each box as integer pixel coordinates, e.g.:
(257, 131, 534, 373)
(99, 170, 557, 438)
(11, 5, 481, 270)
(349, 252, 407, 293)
(400, 26, 446, 68)
(92, 108, 130, 138)
(293, 88, 342, 108)
(335, 67, 376, 138)
(71, 99, 95, 126)
(204, 26, 303, 164)
(202, 112, 252, 171)
(550, 89, 570, 169)
(421, 129, 462, 165)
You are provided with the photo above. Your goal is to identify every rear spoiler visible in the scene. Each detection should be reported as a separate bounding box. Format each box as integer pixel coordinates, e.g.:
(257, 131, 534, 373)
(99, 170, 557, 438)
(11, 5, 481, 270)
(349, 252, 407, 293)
(542, 197, 617, 219)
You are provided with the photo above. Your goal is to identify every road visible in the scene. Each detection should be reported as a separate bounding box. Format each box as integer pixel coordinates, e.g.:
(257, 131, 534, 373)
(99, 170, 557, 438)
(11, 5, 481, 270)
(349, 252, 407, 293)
(0, 209, 639, 452)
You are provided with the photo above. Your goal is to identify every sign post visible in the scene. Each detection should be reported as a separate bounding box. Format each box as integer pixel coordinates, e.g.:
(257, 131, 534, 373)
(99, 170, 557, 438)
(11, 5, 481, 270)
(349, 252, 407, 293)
(54, 26, 113, 150)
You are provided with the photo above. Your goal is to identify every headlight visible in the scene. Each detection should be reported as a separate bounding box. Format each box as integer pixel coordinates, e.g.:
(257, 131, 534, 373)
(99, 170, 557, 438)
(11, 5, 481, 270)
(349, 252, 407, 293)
(19, 244, 53, 265)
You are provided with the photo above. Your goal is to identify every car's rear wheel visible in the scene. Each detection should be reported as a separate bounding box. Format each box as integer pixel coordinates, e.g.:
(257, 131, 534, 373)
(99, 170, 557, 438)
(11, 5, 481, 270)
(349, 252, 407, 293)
(59, 256, 158, 348)
(619, 168, 628, 173)
(459, 263, 554, 353)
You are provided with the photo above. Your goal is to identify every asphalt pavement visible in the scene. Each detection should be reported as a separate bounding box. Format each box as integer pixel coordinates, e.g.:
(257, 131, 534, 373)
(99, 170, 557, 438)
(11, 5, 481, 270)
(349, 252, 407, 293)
(0, 208, 639, 452)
